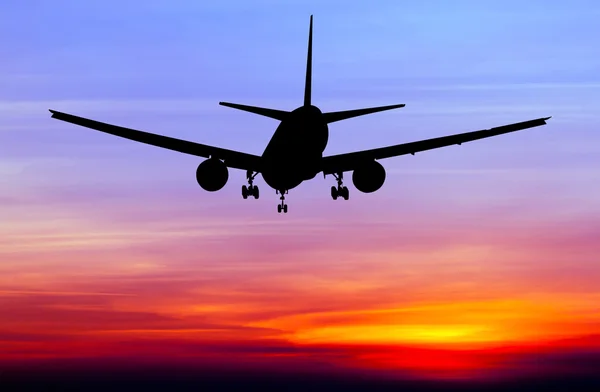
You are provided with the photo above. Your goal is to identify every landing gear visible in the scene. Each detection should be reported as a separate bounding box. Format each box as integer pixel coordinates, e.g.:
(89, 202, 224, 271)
(277, 189, 288, 213)
(330, 172, 349, 201)
(242, 185, 259, 199)
(242, 170, 259, 199)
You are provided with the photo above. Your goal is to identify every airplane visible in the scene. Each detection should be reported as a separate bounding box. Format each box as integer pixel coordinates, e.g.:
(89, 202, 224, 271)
(49, 15, 551, 214)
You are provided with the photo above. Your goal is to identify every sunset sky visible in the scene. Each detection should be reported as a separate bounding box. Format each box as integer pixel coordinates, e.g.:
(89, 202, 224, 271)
(1, 0, 600, 387)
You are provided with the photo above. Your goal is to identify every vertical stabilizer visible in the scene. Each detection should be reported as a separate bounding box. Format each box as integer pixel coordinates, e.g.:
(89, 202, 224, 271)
(304, 15, 313, 107)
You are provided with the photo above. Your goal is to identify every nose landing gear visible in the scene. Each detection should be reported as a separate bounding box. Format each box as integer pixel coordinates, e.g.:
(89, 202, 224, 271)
(330, 172, 349, 200)
(242, 170, 259, 200)
(276, 190, 288, 213)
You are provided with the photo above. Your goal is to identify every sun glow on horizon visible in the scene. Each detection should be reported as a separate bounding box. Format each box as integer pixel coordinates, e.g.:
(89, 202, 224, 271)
(251, 297, 600, 348)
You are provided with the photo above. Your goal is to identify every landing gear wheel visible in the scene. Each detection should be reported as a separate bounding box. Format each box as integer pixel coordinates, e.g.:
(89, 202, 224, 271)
(277, 189, 288, 214)
(330, 173, 349, 201)
(243, 171, 259, 200)
(340, 186, 349, 200)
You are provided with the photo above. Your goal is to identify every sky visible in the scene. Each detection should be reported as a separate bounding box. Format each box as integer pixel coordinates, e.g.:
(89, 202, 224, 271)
(1, 0, 600, 388)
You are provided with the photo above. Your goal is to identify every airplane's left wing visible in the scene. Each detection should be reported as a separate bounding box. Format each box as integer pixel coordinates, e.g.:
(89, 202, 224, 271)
(49, 110, 263, 172)
(320, 117, 551, 175)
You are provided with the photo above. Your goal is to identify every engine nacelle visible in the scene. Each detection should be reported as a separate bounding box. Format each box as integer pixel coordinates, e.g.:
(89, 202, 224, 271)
(352, 160, 386, 193)
(196, 158, 229, 192)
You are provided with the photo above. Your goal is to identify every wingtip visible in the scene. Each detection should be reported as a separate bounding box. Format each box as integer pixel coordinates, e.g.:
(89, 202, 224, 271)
(544, 116, 552, 120)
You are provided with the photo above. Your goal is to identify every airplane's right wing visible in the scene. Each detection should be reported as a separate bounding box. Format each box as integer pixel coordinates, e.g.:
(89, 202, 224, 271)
(49, 110, 263, 172)
(320, 117, 551, 175)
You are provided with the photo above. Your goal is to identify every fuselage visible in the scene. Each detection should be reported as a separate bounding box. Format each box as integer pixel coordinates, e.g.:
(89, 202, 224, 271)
(260, 105, 328, 191)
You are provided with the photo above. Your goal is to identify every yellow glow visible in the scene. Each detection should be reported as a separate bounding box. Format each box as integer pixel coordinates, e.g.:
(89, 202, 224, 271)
(291, 324, 494, 345)
(250, 297, 600, 347)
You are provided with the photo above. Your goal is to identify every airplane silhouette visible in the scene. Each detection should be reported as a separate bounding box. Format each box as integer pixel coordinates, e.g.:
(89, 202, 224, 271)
(49, 15, 551, 214)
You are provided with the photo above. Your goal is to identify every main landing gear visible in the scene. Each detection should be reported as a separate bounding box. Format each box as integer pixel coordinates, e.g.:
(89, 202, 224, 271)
(330, 172, 349, 200)
(277, 190, 288, 214)
(242, 170, 259, 200)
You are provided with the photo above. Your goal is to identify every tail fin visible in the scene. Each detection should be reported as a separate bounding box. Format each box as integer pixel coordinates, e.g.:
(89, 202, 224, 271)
(304, 15, 313, 107)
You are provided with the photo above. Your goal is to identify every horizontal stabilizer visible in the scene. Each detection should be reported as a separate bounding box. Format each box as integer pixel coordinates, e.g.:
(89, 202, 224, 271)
(219, 102, 289, 121)
(322, 103, 405, 124)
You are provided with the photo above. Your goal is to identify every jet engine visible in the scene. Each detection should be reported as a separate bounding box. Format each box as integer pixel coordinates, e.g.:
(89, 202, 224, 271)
(352, 160, 386, 193)
(196, 158, 229, 192)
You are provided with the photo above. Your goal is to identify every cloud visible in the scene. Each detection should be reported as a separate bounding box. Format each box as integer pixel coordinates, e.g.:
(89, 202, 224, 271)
(0, 99, 223, 117)
(0, 96, 581, 119)
(3, 336, 600, 383)
(414, 82, 600, 91)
